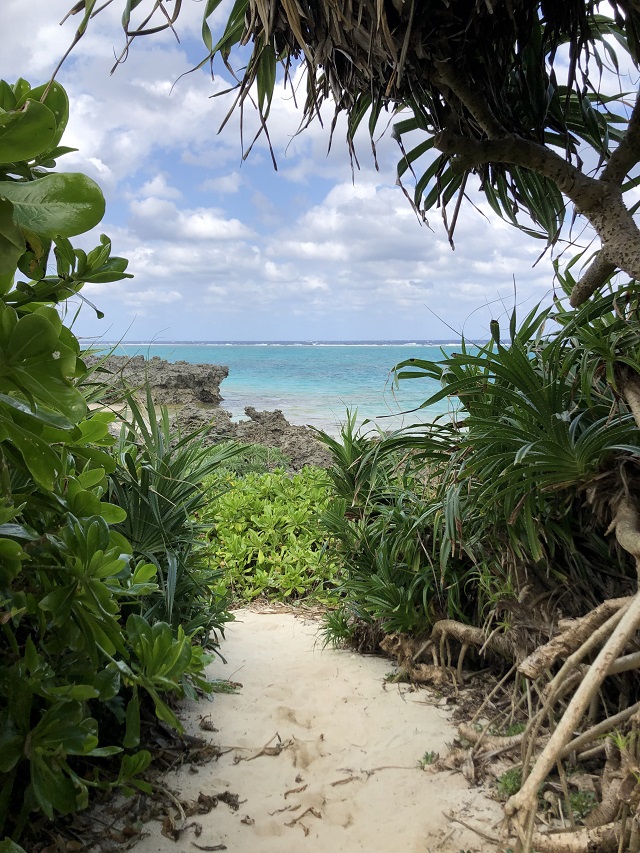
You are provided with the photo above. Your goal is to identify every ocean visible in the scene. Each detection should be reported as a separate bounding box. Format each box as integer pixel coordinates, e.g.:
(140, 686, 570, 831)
(102, 341, 461, 434)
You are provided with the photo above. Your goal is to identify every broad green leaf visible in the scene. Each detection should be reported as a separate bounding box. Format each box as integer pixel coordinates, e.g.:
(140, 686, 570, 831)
(18, 82, 69, 153)
(39, 584, 77, 624)
(0, 173, 105, 238)
(7, 312, 58, 361)
(1, 416, 61, 489)
(31, 754, 78, 817)
(70, 489, 102, 518)
(0, 100, 57, 163)
(12, 367, 86, 423)
(0, 81, 17, 111)
(99, 503, 127, 524)
(0, 198, 24, 278)
(123, 692, 140, 749)
(94, 666, 121, 701)
(118, 749, 152, 781)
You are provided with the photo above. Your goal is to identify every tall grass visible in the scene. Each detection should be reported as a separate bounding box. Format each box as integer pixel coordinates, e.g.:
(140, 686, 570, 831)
(108, 389, 242, 642)
(319, 290, 640, 648)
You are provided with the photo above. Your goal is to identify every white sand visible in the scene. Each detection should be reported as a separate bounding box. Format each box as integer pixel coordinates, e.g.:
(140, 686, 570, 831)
(135, 610, 503, 852)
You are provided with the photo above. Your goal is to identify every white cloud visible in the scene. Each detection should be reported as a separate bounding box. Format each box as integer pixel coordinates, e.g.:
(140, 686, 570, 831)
(128, 197, 252, 241)
(139, 175, 183, 199)
(201, 172, 243, 194)
(5, 0, 599, 342)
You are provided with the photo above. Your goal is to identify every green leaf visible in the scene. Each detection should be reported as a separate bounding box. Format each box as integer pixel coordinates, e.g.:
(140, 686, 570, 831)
(256, 43, 277, 116)
(31, 754, 78, 817)
(8, 312, 58, 361)
(19, 82, 69, 154)
(0, 100, 57, 163)
(39, 584, 77, 625)
(118, 749, 152, 781)
(0, 81, 17, 111)
(123, 692, 141, 749)
(99, 502, 127, 524)
(0, 840, 27, 853)
(0, 198, 25, 278)
(0, 416, 61, 489)
(0, 173, 105, 238)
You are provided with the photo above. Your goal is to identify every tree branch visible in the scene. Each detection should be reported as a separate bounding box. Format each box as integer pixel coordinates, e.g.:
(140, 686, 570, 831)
(432, 59, 506, 138)
(435, 130, 640, 282)
(569, 252, 617, 307)
(434, 130, 599, 199)
(601, 89, 640, 185)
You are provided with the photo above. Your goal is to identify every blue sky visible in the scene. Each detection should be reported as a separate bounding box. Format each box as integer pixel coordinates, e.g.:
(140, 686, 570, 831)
(5, 1, 583, 342)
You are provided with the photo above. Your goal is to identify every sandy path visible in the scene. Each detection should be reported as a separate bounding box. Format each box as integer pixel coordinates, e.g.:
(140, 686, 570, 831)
(135, 610, 503, 852)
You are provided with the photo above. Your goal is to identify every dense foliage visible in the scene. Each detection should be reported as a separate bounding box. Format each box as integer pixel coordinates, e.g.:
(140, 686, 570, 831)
(67, 1, 640, 309)
(202, 466, 339, 603)
(319, 276, 640, 641)
(0, 80, 234, 850)
(108, 391, 240, 640)
(316, 414, 439, 638)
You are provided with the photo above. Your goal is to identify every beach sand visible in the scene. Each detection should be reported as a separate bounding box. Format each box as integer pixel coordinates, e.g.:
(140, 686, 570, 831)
(133, 609, 503, 852)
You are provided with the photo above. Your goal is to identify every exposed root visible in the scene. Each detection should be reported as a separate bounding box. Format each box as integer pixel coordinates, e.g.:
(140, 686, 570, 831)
(519, 597, 633, 680)
(560, 700, 640, 759)
(529, 821, 628, 852)
(431, 619, 516, 663)
(458, 722, 526, 753)
(507, 591, 640, 845)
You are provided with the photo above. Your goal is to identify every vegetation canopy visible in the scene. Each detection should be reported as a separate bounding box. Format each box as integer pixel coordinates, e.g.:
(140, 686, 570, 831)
(65, 0, 640, 306)
(12, 1, 640, 851)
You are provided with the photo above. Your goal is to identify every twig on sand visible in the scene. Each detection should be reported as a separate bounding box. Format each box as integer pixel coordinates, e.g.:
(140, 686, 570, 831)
(234, 732, 292, 762)
(284, 784, 308, 797)
(269, 804, 301, 816)
(285, 806, 323, 837)
(444, 811, 503, 846)
(364, 764, 418, 776)
(330, 775, 361, 786)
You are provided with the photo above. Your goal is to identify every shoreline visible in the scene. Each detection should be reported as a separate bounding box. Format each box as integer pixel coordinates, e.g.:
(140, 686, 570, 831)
(85, 345, 453, 433)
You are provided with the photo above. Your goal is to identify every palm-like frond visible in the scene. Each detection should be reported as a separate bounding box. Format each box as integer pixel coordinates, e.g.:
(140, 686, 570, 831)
(66, 1, 639, 251)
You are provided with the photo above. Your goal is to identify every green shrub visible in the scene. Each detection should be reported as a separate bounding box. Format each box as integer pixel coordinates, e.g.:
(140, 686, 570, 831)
(202, 467, 340, 603)
(0, 78, 216, 848)
(213, 442, 291, 477)
(108, 391, 242, 643)
(316, 417, 440, 639)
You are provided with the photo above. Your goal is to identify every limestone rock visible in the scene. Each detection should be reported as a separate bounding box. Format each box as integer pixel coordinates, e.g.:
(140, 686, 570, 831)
(85, 354, 228, 405)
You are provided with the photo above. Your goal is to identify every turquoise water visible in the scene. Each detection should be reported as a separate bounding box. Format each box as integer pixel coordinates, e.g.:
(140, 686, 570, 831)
(105, 342, 460, 434)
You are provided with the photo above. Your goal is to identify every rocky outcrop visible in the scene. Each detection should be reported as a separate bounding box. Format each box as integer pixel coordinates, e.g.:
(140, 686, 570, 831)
(173, 404, 332, 471)
(86, 354, 332, 471)
(85, 354, 228, 405)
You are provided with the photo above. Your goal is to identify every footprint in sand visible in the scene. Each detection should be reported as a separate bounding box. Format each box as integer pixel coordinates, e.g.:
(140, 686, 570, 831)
(275, 704, 313, 729)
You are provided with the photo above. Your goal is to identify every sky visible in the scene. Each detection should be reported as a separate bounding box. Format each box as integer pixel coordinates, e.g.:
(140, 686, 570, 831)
(2, 0, 604, 342)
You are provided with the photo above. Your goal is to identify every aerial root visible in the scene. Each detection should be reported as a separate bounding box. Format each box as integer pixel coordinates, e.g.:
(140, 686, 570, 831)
(519, 597, 633, 680)
(458, 722, 527, 754)
(528, 821, 628, 853)
(380, 619, 521, 685)
(506, 590, 640, 849)
(431, 619, 517, 665)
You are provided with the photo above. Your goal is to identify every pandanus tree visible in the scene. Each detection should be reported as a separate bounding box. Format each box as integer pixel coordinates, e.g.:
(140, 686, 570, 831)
(58, 1, 640, 849)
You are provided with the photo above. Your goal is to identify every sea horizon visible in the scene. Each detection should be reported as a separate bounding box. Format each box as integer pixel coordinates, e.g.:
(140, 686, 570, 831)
(87, 339, 472, 346)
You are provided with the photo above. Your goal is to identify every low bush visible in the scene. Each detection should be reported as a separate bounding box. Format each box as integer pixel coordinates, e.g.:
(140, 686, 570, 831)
(0, 78, 228, 850)
(202, 467, 340, 603)
(108, 392, 242, 643)
(316, 415, 442, 642)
